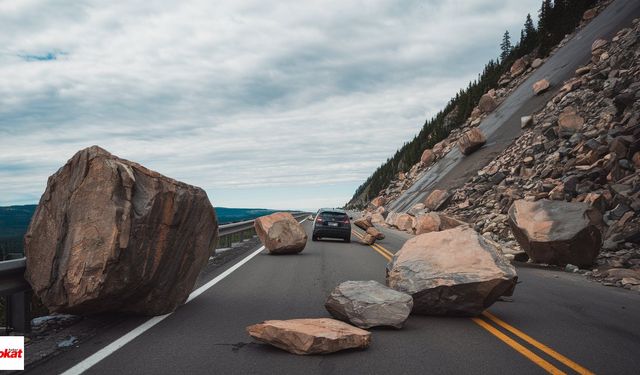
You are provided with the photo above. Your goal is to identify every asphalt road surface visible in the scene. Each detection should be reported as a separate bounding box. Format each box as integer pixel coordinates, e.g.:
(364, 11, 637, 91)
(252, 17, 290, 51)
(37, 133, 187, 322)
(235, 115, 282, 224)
(388, 0, 640, 213)
(28, 221, 640, 375)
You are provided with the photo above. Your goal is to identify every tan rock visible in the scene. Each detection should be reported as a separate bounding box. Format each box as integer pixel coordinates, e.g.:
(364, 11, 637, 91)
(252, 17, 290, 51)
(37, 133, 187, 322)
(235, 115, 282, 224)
(478, 93, 498, 113)
(366, 227, 385, 240)
(521, 116, 533, 129)
(385, 212, 400, 228)
(414, 213, 441, 234)
(533, 79, 550, 95)
(531, 58, 543, 69)
(508, 200, 602, 267)
(360, 233, 376, 245)
(432, 140, 448, 156)
(558, 106, 584, 136)
(395, 214, 415, 233)
(458, 128, 487, 155)
(255, 212, 307, 254)
(353, 217, 373, 230)
(420, 149, 435, 165)
(632, 152, 640, 168)
(575, 66, 591, 75)
(246, 318, 371, 355)
(370, 213, 385, 225)
(583, 8, 596, 21)
(24, 146, 218, 315)
(386, 226, 517, 316)
(510, 58, 526, 76)
(424, 189, 451, 211)
(371, 196, 385, 208)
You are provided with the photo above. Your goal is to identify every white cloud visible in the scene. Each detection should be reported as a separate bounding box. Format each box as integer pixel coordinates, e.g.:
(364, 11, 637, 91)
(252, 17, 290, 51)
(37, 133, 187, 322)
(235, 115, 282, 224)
(0, 0, 541, 209)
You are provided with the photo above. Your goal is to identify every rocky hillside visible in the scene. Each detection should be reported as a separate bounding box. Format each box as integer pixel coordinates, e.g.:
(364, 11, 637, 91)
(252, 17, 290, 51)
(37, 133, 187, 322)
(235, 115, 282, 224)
(364, 17, 640, 292)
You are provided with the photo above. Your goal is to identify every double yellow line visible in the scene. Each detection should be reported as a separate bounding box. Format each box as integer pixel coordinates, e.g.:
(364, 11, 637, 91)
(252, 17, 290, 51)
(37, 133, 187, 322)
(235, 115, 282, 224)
(351, 228, 594, 375)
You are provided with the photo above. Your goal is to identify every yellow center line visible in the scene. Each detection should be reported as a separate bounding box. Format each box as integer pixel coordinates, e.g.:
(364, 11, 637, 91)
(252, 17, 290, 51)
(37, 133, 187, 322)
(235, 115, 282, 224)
(472, 318, 567, 375)
(351, 227, 592, 375)
(351, 230, 392, 261)
(482, 312, 595, 375)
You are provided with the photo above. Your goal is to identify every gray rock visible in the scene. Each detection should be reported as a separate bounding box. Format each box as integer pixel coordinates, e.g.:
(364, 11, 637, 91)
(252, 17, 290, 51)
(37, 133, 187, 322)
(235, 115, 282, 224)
(325, 281, 413, 328)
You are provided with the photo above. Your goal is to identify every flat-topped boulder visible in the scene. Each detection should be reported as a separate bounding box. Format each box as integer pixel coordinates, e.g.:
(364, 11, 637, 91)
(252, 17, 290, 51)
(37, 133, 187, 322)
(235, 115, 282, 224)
(386, 226, 517, 316)
(508, 199, 602, 267)
(533, 79, 550, 95)
(246, 318, 371, 355)
(255, 212, 307, 254)
(424, 189, 451, 211)
(24, 146, 217, 315)
(325, 281, 413, 329)
(353, 217, 373, 230)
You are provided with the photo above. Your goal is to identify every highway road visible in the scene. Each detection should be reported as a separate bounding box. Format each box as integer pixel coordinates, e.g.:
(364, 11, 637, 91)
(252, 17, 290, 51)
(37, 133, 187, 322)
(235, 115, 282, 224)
(388, 0, 640, 213)
(27, 220, 640, 375)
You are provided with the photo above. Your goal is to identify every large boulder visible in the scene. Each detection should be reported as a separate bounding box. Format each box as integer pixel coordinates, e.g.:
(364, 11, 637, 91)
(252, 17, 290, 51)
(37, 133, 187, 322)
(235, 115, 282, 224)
(255, 212, 307, 254)
(371, 196, 385, 208)
(370, 213, 385, 225)
(424, 189, 451, 211)
(507, 200, 602, 267)
(386, 226, 517, 316)
(414, 213, 441, 235)
(246, 318, 371, 355)
(325, 281, 413, 329)
(395, 214, 415, 233)
(478, 93, 498, 113)
(385, 212, 400, 228)
(24, 146, 218, 315)
(458, 128, 487, 155)
(366, 227, 385, 240)
(557, 106, 584, 137)
(510, 58, 526, 76)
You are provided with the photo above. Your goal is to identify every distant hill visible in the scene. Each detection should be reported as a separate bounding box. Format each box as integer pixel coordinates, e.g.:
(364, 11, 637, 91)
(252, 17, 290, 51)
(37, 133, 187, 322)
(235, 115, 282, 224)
(0, 204, 281, 260)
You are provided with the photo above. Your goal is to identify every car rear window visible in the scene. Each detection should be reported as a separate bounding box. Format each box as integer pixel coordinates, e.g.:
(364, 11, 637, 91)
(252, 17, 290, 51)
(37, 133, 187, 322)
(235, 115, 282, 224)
(320, 212, 348, 220)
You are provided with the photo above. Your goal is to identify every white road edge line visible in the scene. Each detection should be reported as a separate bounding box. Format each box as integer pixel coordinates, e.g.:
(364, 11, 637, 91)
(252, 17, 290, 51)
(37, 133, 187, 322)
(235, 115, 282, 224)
(61, 217, 308, 375)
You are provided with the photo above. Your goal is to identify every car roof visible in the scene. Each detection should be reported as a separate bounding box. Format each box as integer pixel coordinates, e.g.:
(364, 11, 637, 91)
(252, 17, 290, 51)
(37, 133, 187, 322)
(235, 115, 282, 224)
(317, 208, 346, 213)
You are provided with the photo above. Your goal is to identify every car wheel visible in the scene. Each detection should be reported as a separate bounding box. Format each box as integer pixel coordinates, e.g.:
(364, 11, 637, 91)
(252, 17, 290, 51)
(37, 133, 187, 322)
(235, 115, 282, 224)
(312, 236, 318, 241)
(344, 236, 351, 243)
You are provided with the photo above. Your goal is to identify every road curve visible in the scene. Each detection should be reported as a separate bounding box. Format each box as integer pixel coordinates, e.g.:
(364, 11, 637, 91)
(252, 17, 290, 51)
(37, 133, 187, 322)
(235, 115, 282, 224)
(27, 222, 640, 375)
(388, 0, 640, 213)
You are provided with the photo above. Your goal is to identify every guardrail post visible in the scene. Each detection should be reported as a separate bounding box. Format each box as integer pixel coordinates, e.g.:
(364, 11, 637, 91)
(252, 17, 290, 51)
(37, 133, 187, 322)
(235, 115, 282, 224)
(7, 291, 31, 334)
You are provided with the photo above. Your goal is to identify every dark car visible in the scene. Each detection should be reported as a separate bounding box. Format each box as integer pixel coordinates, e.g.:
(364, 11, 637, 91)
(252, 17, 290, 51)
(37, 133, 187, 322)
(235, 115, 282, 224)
(312, 208, 351, 242)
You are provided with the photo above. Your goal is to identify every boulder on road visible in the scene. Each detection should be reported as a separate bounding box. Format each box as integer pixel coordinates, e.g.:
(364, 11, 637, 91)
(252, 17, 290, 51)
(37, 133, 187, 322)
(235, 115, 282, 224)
(458, 128, 487, 155)
(395, 214, 415, 233)
(424, 189, 451, 211)
(360, 233, 376, 245)
(533, 79, 550, 95)
(414, 213, 441, 235)
(385, 212, 400, 228)
(366, 227, 385, 240)
(246, 318, 371, 355)
(386, 226, 517, 316)
(370, 213, 386, 225)
(255, 212, 307, 254)
(353, 217, 373, 230)
(508, 200, 602, 267)
(371, 196, 386, 208)
(531, 58, 543, 69)
(24, 146, 218, 315)
(325, 281, 413, 329)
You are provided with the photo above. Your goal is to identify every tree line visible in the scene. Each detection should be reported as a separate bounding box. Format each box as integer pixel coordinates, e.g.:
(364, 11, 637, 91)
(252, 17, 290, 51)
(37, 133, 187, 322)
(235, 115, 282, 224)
(348, 0, 598, 208)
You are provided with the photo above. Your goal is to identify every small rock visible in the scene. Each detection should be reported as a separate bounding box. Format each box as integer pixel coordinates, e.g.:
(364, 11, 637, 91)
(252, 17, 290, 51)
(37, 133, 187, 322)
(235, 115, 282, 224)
(533, 79, 551, 95)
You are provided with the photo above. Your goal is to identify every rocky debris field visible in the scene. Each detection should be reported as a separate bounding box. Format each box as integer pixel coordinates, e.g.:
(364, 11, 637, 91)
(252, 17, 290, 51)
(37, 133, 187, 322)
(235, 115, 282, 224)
(364, 17, 640, 294)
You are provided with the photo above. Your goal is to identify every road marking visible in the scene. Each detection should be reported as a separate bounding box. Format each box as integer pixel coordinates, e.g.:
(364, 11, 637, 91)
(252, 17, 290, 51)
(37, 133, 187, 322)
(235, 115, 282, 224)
(482, 312, 595, 375)
(63, 218, 307, 375)
(472, 317, 567, 375)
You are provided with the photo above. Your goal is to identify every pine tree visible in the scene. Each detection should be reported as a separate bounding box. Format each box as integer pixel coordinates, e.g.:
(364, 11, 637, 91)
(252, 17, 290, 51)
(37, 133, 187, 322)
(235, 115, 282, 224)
(500, 30, 512, 61)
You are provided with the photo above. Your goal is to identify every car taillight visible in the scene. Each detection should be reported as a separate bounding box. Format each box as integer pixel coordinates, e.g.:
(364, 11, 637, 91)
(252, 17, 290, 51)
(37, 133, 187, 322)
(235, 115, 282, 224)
(316, 216, 323, 223)
(343, 217, 350, 224)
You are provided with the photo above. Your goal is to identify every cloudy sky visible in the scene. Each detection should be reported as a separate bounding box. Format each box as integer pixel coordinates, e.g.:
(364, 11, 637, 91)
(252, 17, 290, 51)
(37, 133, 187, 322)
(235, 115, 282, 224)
(0, 0, 541, 210)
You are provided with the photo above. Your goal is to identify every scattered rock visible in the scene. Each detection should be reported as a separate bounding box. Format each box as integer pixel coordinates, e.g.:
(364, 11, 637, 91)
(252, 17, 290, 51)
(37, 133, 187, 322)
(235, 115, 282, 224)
(353, 217, 373, 231)
(366, 227, 385, 240)
(255, 212, 307, 254)
(246, 318, 371, 355)
(478, 93, 498, 113)
(531, 58, 543, 69)
(424, 189, 451, 211)
(458, 128, 487, 155)
(386, 226, 517, 316)
(510, 58, 527, 77)
(521, 115, 533, 129)
(360, 233, 376, 245)
(325, 281, 413, 329)
(421, 149, 435, 166)
(508, 200, 602, 267)
(24, 146, 218, 316)
(414, 213, 441, 234)
(395, 214, 415, 233)
(533, 79, 550, 95)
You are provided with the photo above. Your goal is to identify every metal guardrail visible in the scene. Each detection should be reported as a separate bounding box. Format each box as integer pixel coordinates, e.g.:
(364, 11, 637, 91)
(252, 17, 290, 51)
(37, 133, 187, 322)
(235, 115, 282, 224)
(0, 212, 309, 334)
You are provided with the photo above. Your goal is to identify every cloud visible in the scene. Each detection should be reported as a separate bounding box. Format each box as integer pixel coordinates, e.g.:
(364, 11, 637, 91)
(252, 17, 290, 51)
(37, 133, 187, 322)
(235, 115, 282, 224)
(0, 0, 541, 209)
